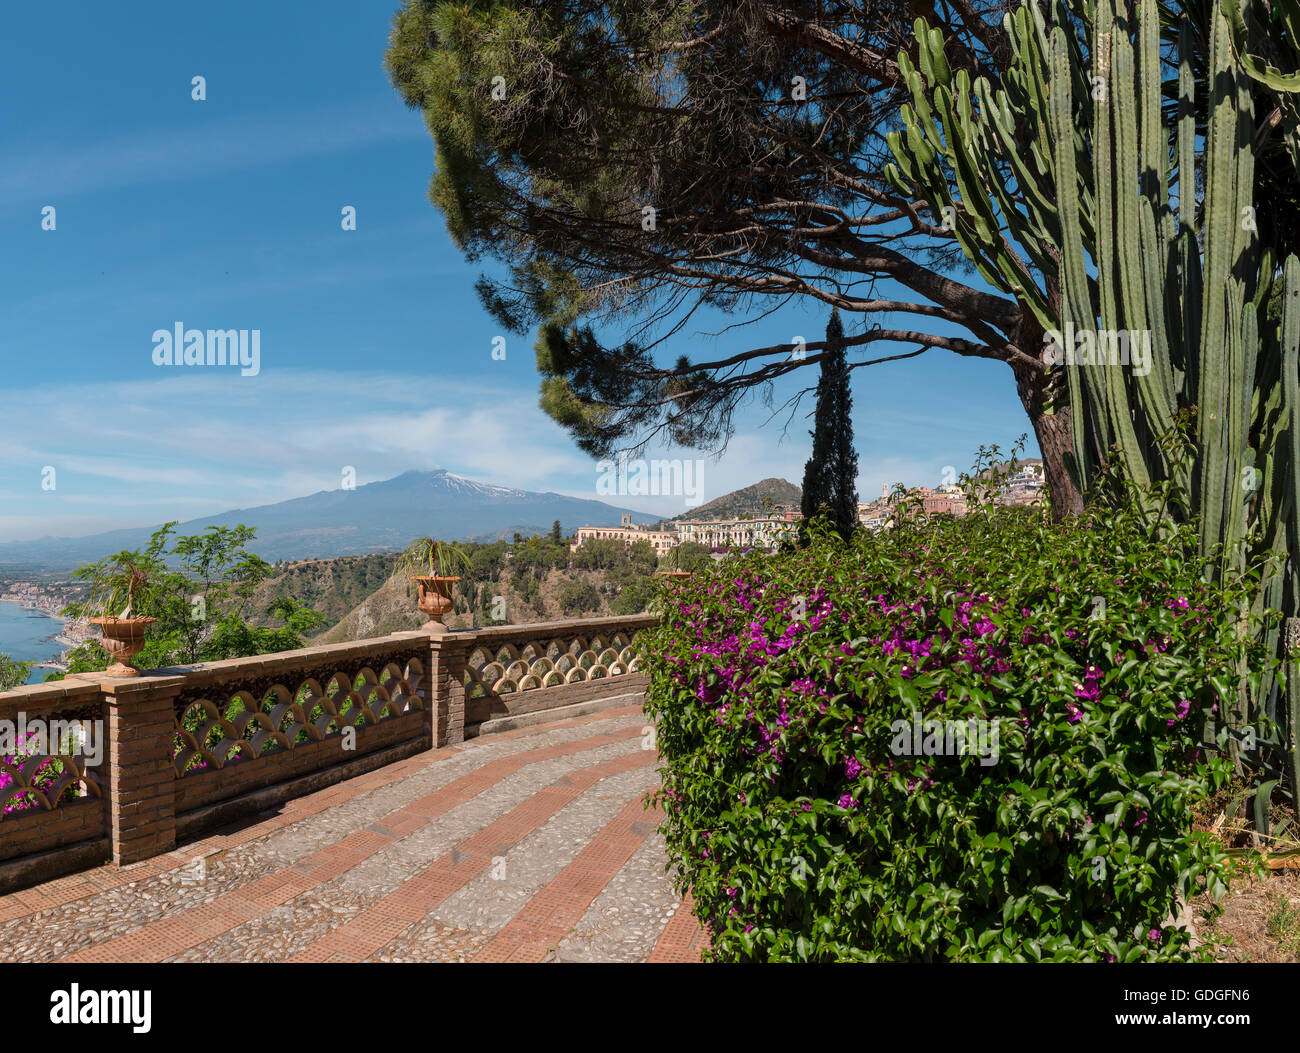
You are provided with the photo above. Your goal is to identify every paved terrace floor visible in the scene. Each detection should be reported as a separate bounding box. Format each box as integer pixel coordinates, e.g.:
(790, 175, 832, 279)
(0, 702, 710, 963)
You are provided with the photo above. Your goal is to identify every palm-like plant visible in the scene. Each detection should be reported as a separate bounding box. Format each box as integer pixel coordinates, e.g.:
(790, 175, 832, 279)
(71, 551, 156, 620)
(396, 537, 471, 632)
(64, 550, 161, 676)
(396, 537, 471, 579)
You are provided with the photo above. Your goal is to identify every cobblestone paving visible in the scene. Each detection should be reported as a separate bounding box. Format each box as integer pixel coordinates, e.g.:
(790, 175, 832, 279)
(0, 703, 710, 963)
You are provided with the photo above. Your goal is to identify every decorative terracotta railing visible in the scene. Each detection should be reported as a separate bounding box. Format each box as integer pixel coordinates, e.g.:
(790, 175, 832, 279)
(462, 622, 644, 730)
(168, 633, 435, 818)
(0, 678, 107, 872)
(0, 613, 654, 891)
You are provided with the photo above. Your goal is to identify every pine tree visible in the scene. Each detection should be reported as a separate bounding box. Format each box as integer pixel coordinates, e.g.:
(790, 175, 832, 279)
(800, 310, 859, 542)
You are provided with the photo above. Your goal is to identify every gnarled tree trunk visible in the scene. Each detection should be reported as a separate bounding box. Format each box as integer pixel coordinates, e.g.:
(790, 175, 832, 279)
(1012, 360, 1083, 520)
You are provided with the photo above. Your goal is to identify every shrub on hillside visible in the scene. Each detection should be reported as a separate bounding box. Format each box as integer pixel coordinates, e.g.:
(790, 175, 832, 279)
(642, 493, 1268, 961)
(610, 577, 653, 615)
(665, 541, 711, 572)
(559, 578, 601, 616)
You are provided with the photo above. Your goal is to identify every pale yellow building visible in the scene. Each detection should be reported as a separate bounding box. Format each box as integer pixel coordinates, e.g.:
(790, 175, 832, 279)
(673, 514, 798, 549)
(570, 513, 679, 555)
(570, 510, 800, 553)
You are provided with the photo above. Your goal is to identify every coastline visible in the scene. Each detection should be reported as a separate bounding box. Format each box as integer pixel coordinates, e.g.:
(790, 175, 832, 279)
(0, 586, 91, 670)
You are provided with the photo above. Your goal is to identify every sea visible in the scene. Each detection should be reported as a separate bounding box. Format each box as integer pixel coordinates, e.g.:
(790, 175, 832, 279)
(0, 599, 65, 684)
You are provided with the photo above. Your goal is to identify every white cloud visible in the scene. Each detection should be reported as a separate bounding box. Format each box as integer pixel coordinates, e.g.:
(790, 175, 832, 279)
(0, 365, 1015, 541)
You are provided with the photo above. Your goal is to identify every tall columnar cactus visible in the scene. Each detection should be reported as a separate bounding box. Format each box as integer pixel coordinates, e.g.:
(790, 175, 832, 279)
(886, 0, 1300, 800)
(1226, 0, 1300, 189)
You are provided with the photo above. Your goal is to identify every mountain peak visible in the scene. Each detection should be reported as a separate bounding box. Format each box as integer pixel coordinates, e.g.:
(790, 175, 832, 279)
(671, 478, 802, 521)
(0, 469, 658, 570)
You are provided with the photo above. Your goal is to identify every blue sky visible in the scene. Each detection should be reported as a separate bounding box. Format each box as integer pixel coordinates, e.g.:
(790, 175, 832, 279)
(0, 0, 1037, 543)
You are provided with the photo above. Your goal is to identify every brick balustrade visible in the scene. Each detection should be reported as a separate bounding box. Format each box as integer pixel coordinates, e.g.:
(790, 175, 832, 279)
(0, 613, 654, 891)
(0, 677, 107, 880)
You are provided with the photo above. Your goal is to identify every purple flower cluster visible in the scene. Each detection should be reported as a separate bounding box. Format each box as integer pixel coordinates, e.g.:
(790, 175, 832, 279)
(649, 526, 1232, 959)
(0, 731, 82, 815)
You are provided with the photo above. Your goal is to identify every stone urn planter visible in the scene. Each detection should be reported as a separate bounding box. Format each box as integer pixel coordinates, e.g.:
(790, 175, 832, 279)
(399, 538, 470, 632)
(412, 576, 459, 632)
(90, 616, 157, 677)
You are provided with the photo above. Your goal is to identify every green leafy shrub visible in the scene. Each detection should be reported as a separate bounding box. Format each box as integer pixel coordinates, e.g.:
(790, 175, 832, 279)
(643, 493, 1267, 961)
(610, 575, 653, 615)
(57, 522, 328, 676)
(559, 578, 601, 616)
(663, 541, 711, 572)
(0, 654, 32, 691)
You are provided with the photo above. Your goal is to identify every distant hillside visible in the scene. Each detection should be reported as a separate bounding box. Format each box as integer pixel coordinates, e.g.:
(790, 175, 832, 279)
(0, 469, 658, 571)
(313, 563, 650, 643)
(247, 553, 401, 629)
(244, 539, 661, 643)
(671, 478, 801, 522)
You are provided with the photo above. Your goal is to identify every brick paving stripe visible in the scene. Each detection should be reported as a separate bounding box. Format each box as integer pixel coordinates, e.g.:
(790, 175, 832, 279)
(471, 796, 664, 962)
(648, 891, 712, 962)
(1, 703, 709, 963)
(62, 722, 645, 963)
(285, 750, 658, 962)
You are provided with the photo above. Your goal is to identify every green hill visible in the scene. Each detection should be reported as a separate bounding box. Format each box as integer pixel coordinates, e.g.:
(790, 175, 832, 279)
(670, 478, 801, 522)
(247, 535, 665, 643)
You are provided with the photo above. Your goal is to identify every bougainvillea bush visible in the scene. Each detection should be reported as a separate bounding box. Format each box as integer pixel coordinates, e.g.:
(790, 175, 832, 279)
(642, 495, 1269, 962)
(0, 732, 83, 815)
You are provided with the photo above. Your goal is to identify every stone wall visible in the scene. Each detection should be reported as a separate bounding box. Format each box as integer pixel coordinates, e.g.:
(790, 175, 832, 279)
(0, 613, 655, 892)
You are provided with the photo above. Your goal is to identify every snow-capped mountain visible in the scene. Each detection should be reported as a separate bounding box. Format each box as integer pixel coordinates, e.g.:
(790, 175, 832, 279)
(0, 470, 660, 570)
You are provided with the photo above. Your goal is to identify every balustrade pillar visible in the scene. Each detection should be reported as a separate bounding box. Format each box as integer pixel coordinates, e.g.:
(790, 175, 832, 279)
(98, 674, 184, 865)
(429, 632, 473, 747)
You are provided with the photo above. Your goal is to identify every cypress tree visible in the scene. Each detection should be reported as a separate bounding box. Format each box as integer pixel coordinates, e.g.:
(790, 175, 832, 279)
(800, 310, 859, 542)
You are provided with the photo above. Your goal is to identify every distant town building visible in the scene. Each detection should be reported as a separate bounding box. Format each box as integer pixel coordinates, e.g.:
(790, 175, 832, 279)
(923, 493, 966, 516)
(571, 465, 1045, 552)
(923, 485, 968, 516)
(570, 513, 679, 555)
(1001, 464, 1045, 505)
(674, 513, 798, 549)
(855, 462, 1042, 528)
(569, 510, 800, 553)
(858, 508, 890, 532)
